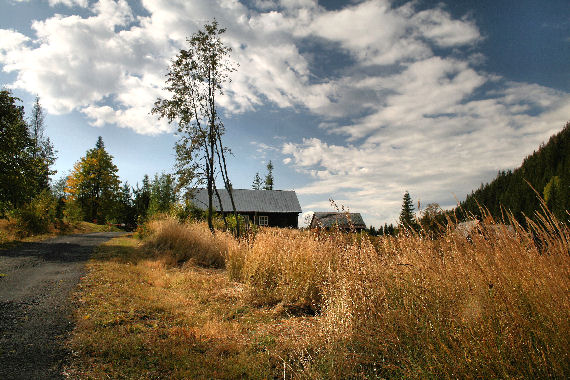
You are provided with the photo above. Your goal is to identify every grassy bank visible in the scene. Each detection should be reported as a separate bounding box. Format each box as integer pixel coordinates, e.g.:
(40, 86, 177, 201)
(68, 213, 569, 378)
(0, 219, 121, 246)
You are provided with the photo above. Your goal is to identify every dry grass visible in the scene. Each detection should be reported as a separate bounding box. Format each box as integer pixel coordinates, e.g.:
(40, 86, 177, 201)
(226, 212, 569, 378)
(68, 211, 569, 378)
(142, 217, 237, 268)
(66, 235, 320, 379)
(0, 218, 119, 245)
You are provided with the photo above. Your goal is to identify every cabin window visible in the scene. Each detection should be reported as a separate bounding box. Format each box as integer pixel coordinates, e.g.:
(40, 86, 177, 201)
(258, 215, 268, 226)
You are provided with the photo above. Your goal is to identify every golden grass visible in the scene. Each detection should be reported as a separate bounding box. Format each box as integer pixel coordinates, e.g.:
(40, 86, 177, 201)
(67, 235, 319, 379)
(68, 211, 569, 378)
(225, 212, 569, 378)
(0, 219, 119, 245)
(142, 217, 237, 268)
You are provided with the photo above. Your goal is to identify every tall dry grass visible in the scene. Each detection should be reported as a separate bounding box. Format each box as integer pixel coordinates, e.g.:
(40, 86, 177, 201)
(227, 213, 568, 378)
(317, 214, 569, 378)
(143, 217, 237, 268)
(144, 210, 569, 378)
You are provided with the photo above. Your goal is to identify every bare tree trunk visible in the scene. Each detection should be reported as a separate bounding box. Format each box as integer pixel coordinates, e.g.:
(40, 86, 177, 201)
(214, 182, 228, 230)
(216, 136, 240, 236)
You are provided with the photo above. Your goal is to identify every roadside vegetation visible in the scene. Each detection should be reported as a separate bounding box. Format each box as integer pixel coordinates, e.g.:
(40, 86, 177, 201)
(68, 204, 569, 379)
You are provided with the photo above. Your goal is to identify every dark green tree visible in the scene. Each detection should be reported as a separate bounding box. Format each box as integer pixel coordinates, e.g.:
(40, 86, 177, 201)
(459, 121, 569, 226)
(399, 191, 417, 230)
(133, 174, 152, 222)
(252, 172, 262, 190)
(264, 160, 274, 190)
(0, 90, 39, 213)
(117, 182, 136, 226)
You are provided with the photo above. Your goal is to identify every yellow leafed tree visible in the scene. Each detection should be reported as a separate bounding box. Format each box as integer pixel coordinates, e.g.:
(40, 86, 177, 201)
(65, 136, 120, 223)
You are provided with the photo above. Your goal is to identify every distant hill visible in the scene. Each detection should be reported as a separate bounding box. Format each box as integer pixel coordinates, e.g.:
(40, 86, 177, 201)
(457, 122, 569, 226)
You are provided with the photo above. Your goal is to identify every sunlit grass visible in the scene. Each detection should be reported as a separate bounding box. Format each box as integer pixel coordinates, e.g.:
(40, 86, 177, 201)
(0, 219, 120, 246)
(68, 210, 569, 378)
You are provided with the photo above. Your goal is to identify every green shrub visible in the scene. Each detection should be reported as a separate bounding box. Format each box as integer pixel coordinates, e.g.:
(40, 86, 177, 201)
(63, 200, 83, 223)
(12, 190, 57, 235)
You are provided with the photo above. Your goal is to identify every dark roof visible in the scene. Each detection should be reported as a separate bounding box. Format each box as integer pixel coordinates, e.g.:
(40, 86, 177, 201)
(190, 188, 302, 213)
(310, 212, 366, 229)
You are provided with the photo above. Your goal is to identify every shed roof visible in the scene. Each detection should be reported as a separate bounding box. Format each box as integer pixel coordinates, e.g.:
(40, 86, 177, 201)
(310, 212, 366, 229)
(189, 188, 302, 213)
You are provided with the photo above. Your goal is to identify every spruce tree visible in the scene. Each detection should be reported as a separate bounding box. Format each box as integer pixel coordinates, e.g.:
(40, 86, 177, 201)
(252, 172, 262, 190)
(399, 191, 416, 230)
(264, 160, 274, 190)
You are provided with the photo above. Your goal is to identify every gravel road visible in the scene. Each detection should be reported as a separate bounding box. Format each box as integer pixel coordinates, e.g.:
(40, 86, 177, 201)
(0, 232, 125, 380)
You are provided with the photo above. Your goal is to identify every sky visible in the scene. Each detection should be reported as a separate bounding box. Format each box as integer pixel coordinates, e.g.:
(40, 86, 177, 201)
(0, 0, 568, 227)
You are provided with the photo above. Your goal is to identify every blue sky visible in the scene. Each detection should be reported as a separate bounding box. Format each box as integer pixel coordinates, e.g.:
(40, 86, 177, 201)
(1, 0, 568, 227)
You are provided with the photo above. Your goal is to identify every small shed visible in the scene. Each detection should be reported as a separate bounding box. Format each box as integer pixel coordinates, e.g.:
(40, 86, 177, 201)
(189, 188, 302, 228)
(309, 212, 367, 232)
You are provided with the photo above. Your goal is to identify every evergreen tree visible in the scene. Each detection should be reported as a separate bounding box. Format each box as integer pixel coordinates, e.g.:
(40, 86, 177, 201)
(65, 136, 120, 223)
(264, 160, 274, 190)
(133, 174, 151, 222)
(458, 122, 569, 226)
(399, 191, 416, 230)
(252, 172, 262, 190)
(28, 96, 56, 190)
(117, 182, 136, 226)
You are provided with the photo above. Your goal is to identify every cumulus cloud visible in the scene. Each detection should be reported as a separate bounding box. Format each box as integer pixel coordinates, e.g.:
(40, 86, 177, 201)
(48, 0, 89, 7)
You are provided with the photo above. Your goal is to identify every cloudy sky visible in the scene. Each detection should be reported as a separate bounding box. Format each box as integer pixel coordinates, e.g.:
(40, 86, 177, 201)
(1, 0, 568, 227)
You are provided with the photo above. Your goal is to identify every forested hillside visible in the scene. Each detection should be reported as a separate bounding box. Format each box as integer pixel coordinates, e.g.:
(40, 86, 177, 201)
(459, 122, 569, 225)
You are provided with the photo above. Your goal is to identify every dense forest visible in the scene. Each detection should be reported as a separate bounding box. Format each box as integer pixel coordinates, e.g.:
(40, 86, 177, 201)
(458, 122, 569, 226)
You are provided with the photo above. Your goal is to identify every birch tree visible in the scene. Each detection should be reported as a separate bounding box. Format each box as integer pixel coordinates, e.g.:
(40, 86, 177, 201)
(153, 20, 240, 234)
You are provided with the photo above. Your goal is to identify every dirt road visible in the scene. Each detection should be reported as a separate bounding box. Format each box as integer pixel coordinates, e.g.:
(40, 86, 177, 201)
(0, 232, 125, 380)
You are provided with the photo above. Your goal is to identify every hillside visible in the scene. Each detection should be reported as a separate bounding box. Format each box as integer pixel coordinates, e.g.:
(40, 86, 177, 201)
(458, 122, 570, 225)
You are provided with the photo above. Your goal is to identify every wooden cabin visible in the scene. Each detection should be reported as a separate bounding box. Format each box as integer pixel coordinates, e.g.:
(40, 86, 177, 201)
(189, 188, 302, 228)
(309, 212, 367, 232)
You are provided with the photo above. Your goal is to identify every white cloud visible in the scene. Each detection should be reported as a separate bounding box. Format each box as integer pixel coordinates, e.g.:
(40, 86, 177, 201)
(48, 0, 89, 7)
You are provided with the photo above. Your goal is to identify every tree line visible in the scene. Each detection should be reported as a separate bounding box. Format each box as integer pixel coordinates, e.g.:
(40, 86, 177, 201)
(458, 122, 569, 226)
(369, 122, 569, 236)
(0, 91, 182, 233)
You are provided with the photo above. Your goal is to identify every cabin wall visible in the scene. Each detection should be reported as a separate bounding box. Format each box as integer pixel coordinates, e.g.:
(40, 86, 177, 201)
(223, 212, 299, 228)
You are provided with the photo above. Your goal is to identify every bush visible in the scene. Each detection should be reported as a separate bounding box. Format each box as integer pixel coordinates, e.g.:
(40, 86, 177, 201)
(11, 190, 57, 235)
(63, 199, 83, 223)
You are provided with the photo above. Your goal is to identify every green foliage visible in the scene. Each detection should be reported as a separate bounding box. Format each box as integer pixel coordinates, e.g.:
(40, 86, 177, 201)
(11, 189, 57, 235)
(152, 20, 237, 232)
(65, 136, 120, 223)
(63, 200, 83, 223)
(252, 172, 262, 190)
(399, 191, 417, 230)
(419, 202, 447, 238)
(171, 200, 206, 222)
(117, 182, 136, 226)
(28, 96, 57, 190)
(263, 160, 274, 190)
(543, 176, 565, 220)
(0, 89, 54, 214)
(148, 173, 177, 216)
(133, 174, 151, 221)
(460, 122, 570, 225)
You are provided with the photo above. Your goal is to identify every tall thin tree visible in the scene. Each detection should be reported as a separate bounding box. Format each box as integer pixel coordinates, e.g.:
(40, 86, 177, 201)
(153, 20, 240, 234)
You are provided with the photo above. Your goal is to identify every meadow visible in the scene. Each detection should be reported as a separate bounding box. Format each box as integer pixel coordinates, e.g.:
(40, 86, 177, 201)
(67, 209, 569, 379)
